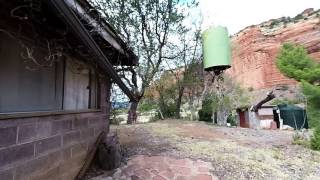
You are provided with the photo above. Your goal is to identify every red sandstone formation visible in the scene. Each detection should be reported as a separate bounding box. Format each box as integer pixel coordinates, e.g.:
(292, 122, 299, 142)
(227, 9, 320, 90)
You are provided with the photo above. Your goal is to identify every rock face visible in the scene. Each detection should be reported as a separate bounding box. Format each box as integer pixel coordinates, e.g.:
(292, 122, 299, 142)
(227, 9, 320, 90)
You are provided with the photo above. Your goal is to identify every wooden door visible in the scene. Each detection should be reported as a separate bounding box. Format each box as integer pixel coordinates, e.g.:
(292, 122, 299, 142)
(239, 111, 246, 128)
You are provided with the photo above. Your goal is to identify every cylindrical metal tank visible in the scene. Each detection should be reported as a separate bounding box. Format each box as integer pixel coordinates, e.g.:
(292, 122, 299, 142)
(202, 26, 231, 71)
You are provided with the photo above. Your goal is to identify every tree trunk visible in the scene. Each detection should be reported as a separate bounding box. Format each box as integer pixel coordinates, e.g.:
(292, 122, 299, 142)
(175, 86, 185, 119)
(216, 109, 229, 126)
(127, 101, 139, 124)
(251, 91, 275, 112)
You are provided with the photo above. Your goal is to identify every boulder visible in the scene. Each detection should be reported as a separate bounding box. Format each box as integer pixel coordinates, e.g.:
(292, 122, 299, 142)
(97, 132, 121, 170)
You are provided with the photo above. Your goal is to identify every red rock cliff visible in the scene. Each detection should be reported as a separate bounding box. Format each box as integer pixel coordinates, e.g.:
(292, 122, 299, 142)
(227, 9, 320, 89)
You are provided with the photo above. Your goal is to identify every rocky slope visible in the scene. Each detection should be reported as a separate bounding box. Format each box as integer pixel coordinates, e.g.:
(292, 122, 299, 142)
(227, 8, 320, 90)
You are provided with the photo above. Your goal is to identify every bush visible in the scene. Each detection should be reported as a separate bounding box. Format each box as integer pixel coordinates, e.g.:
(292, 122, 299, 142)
(292, 131, 310, 148)
(311, 126, 320, 151)
(138, 101, 156, 112)
(271, 98, 302, 105)
(227, 114, 237, 126)
(198, 109, 212, 122)
(294, 14, 303, 22)
(158, 102, 176, 118)
(198, 96, 213, 122)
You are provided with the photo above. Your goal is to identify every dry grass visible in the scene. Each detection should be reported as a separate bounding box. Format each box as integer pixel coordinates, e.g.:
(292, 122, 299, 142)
(112, 120, 320, 179)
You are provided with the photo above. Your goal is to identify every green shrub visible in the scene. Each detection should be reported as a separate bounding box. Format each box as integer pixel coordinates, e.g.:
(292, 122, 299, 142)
(311, 126, 320, 151)
(270, 19, 281, 28)
(248, 87, 254, 92)
(294, 14, 303, 21)
(227, 114, 237, 126)
(198, 109, 212, 122)
(292, 132, 310, 148)
(158, 102, 176, 118)
(198, 96, 213, 122)
(138, 101, 156, 112)
(271, 98, 302, 105)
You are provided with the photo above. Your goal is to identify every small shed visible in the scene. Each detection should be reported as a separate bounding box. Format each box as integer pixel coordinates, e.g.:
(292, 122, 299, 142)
(237, 106, 276, 129)
(276, 104, 309, 130)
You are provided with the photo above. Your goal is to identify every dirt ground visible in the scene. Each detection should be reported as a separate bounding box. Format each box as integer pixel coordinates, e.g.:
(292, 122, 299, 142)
(94, 119, 320, 180)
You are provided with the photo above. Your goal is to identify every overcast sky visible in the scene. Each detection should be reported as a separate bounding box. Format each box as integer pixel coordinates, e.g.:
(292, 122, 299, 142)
(200, 0, 320, 34)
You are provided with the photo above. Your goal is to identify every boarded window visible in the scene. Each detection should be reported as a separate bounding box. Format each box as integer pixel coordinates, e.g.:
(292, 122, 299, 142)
(0, 33, 99, 113)
(0, 34, 63, 113)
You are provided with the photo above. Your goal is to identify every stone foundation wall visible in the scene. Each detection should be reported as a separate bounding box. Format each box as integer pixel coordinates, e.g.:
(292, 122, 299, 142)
(0, 79, 111, 180)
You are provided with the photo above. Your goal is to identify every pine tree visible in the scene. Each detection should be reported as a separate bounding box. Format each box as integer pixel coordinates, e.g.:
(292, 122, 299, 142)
(276, 43, 320, 150)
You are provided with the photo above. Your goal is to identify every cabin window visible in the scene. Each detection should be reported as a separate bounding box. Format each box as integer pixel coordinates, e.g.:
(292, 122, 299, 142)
(0, 33, 99, 113)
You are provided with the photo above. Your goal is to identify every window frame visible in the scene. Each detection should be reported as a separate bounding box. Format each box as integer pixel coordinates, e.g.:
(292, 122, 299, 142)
(0, 56, 102, 119)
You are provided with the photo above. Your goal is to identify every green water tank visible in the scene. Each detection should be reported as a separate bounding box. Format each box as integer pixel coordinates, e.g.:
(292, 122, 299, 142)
(202, 26, 231, 71)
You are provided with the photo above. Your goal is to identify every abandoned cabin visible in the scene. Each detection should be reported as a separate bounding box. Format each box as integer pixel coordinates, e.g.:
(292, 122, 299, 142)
(0, 0, 137, 179)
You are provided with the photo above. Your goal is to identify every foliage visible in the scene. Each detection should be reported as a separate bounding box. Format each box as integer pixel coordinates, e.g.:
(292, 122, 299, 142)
(138, 100, 157, 112)
(198, 96, 214, 122)
(198, 109, 211, 122)
(111, 108, 127, 125)
(112, 108, 127, 115)
(227, 113, 237, 126)
(91, 0, 200, 123)
(271, 98, 303, 105)
(294, 14, 304, 21)
(270, 20, 280, 28)
(276, 43, 320, 84)
(158, 102, 177, 119)
(200, 74, 250, 125)
(292, 131, 310, 148)
(276, 43, 320, 127)
(311, 126, 320, 150)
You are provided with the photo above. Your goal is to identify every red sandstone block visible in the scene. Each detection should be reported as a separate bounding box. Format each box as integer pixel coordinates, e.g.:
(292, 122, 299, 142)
(166, 158, 190, 166)
(80, 128, 94, 140)
(171, 166, 191, 175)
(36, 121, 52, 138)
(52, 120, 72, 135)
(193, 174, 213, 180)
(18, 123, 37, 143)
(15, 151, 61, 180)
(89, 115, 107, 125)
(0, 169, 14, 180)
(0, 142, 34, 168)
(160, 170, 175, 179)
(29, 165, 60, 180)
(193, 161, 212, 167)
(154, 162, 170, 172)
(59, 153, 86, 172)
(70, 142, 88, 157)
(35, 135, 61, 156)
(63, 131, 80, 147)
(148, 156, 165, 163)
(152, 175, 166, 180)
(0, 126, 17, 148)
(61, 147, 72, 160)
(134, 169, 152, 179)
(0, 118, 38, 128)
(72, 118, 89, 129)
(198, 166, 210, 173)
(176, 176, 190, 180)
